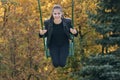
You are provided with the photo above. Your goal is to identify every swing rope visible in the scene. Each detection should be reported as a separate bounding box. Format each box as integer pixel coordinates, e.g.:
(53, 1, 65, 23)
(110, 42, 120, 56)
(37, 0, 49, 57)
(70, 0, 75, 56)
(37, 0, 75, 57)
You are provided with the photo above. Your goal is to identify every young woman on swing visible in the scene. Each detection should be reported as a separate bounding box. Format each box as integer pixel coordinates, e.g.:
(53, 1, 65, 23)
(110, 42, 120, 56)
(39, 4, 78, 68)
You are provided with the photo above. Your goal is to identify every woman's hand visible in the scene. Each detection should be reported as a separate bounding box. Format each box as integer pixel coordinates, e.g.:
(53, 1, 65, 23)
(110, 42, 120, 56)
(70, 28, 77, 34)
(39, 29, 47, 35)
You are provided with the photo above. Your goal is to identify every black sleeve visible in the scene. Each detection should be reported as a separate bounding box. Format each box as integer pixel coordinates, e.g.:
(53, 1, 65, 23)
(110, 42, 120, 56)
(67, 18, 72, 28)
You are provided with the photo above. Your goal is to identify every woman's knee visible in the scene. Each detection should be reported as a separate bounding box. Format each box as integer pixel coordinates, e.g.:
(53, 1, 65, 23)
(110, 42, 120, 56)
(53, 63, 59, 67)
(52, 61, 59, 68)
(59, 61, 66, 67)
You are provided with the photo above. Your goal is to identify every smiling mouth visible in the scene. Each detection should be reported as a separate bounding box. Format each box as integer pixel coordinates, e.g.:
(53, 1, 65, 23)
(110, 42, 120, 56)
(55, 17, 60, 19)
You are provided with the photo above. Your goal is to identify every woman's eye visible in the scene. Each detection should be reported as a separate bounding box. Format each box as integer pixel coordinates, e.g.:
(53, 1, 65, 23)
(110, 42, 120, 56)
(54, 13, 56, 15)
(53, 13, 61, 15)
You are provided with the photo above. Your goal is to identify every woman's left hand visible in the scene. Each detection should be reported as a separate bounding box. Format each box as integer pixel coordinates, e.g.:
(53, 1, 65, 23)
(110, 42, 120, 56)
(70, 28, 77, 34)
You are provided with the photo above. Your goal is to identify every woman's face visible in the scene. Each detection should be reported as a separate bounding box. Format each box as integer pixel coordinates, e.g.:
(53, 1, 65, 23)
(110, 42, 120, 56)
(52, 9, 62, 20)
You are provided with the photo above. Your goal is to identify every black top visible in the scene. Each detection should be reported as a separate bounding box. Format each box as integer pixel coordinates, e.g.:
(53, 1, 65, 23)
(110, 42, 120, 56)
(39, 18, 78, 48)
(50, 21, 69, 46)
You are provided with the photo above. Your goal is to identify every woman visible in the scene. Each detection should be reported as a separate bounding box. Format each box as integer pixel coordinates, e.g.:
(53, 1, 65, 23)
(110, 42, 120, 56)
(39, 4, 78, 68)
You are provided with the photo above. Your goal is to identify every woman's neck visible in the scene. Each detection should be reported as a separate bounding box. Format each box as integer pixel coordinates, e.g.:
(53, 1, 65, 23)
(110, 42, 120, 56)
(54, 19, 62, 24)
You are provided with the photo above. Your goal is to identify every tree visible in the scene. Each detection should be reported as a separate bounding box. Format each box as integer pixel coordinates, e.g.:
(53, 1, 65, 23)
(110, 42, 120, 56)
(74, 0, 120, 80)
(78, 53, 120, 80)
(87, 0, 120, 54)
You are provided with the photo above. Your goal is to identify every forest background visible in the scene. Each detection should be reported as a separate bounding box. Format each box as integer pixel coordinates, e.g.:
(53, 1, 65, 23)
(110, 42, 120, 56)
(0, 0, 120, 80)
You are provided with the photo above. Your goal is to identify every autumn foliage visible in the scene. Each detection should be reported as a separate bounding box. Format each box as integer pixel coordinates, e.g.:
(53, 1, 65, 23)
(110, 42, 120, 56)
(1, 0, 119, 80)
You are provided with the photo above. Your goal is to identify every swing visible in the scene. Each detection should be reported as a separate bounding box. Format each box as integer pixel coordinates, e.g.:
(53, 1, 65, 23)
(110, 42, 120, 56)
(37, 0, 75, 58)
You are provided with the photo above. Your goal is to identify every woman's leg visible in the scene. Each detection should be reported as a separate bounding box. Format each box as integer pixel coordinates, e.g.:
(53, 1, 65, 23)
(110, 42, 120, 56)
(59, 44, 69, 67)
(49, 45, 59, 67)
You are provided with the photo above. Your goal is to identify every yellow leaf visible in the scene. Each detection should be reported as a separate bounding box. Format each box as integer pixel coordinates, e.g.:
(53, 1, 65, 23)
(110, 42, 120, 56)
(44, 66, 48, 71)
(16, 7, 23, 14)
(0, 8, 4, 16)
(105, 9, 112, 12)
(0, 38, 4, 43)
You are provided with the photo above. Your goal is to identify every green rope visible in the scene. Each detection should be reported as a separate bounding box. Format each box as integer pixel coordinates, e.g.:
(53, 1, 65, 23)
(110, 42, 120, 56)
(37, 0, 49, 58)
(37, 0, 43, 29)
(69, 0, 74, 56)
(72, 0, 74, 28)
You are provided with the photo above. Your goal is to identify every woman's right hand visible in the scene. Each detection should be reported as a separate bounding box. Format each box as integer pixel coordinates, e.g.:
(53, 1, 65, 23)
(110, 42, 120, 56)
(39, 29, 47, 35)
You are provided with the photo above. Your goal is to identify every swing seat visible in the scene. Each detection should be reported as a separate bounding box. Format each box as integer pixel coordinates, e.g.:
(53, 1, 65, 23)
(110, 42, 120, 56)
(44, 38, 50, 58)
(69, 40, 74, 56)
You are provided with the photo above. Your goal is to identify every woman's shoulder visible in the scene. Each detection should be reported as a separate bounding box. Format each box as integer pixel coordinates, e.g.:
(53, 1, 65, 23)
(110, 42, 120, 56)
(63, 18, 71, 22)
(63, 18, 72, 23)
(44, 19, 51, 23)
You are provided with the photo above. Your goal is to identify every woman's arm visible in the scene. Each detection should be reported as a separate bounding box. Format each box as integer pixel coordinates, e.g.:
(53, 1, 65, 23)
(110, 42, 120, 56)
(39, 29, 47, 38)
(67, 18, 78, 37)
(70, 28, 78, 37)
(39, 20, 48, 38)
